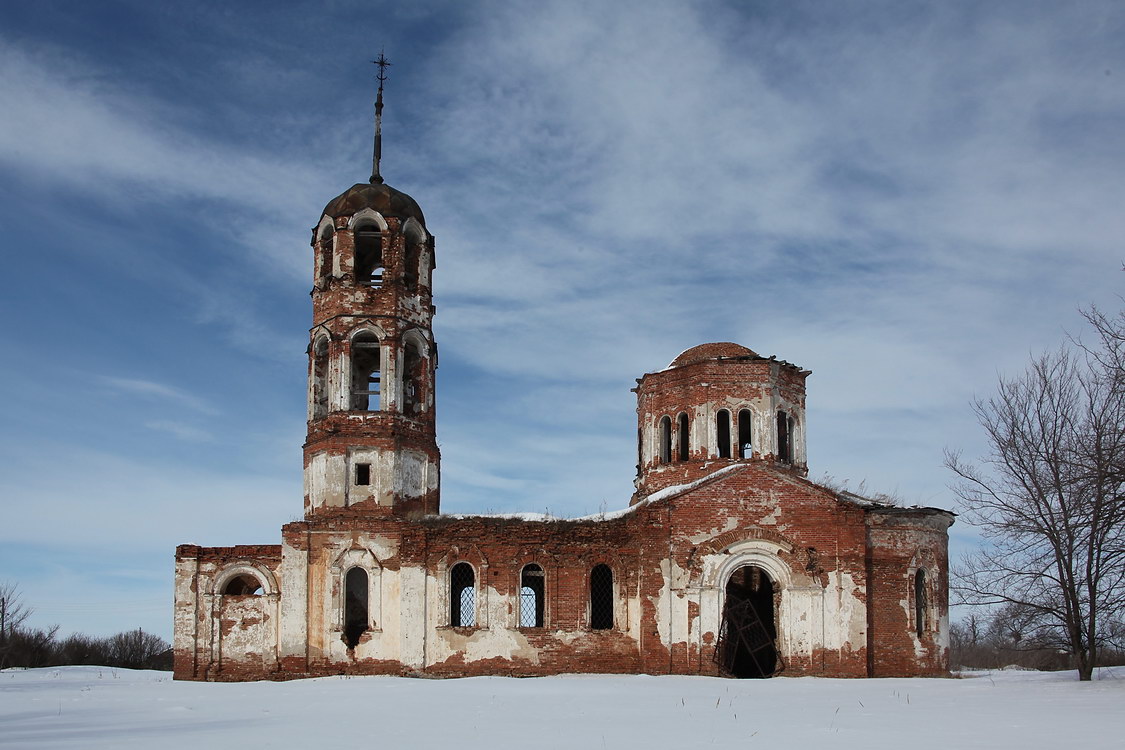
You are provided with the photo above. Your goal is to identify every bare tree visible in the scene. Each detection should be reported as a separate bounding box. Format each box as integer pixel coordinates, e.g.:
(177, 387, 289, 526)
(107, 628, 170, 669)
(0, 582, 34, 669)
(946, 310, 1125, 680)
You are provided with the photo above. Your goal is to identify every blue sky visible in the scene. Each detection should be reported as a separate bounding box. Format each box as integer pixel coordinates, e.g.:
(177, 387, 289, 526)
(1, 0, 1122, 639)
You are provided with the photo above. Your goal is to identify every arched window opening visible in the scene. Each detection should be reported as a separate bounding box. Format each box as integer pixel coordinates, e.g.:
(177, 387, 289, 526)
(716, 409, 731, 459)
(659, 416, 672, 464)
(677, 412, 690, 462)
(404, 241, 421, 291)
(311, 337, 329, 419)
(222, 574, 263, 596)
(738, 409, 753, 458)
(718, 565, 779, 678)
(449, 562, 476, 627)
(354, 224, 384, 287)
(519, 564, 545, 628)
(590, 564, 614, 630)
(403, 219, 426, 292)
(402, 339, 424, 414)
(317, 225, 334, 284)
(914, 569, 927, 637)
(350, 333, 380, 411)
(343, 567, 369, 649)
(777, 411, 790, 463)
(636, 428, 643, 476)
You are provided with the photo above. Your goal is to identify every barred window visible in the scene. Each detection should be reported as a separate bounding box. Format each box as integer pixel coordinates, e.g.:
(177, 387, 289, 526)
(590, 564, 614, 630)
(519, 564, 545, 628)
(450, 562, 476, 627)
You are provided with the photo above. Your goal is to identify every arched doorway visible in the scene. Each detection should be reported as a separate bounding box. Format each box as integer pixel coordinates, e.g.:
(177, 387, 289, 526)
(717, 565, 780, 678)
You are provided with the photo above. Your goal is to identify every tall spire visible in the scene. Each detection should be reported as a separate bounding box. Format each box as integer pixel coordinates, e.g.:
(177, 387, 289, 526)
(370, 52, 391, 185)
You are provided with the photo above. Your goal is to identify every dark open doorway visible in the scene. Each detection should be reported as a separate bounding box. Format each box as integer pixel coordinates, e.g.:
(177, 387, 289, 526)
(716, 565, 781, 678)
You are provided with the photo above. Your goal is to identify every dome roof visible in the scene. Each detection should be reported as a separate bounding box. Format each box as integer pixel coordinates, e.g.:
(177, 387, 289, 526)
(321, 181, 426, 226)
(669, 342, 758, 368)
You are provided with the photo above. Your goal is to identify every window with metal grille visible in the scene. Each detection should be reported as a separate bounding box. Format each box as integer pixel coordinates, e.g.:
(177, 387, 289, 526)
(914, 569, 927, 637)
(590, 564, 614, 630)
(343, 567, 369, 649)
(350, 334, 380, 411)
(659, 416, 672, 464)
(716, 409, 731, 459)
(519, 564, 545, 627)
(449, 562, 476, 627)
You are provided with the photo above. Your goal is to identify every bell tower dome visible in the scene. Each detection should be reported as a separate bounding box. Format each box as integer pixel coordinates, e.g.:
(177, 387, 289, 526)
(302, 56, 439, 517)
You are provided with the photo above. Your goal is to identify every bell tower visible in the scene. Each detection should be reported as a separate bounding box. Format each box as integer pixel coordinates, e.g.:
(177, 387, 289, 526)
(303, 55, 440, 517)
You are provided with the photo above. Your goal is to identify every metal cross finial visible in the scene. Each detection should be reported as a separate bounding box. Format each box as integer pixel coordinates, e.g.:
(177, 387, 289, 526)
(374, 52, 391, 87)
(370, 51, 391, 184)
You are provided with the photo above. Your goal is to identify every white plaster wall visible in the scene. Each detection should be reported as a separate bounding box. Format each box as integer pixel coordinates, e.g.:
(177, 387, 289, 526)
(277, 540, 309, 662)
(305, 451, 347, 509)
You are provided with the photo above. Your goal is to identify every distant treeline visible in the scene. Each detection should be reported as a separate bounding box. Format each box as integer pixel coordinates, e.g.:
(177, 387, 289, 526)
(951, 604, 1125, 672)
(1, 625, 171, 671)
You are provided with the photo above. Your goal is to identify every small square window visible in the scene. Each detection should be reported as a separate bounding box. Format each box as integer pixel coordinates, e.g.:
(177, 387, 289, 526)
(355, 463, 371, 486)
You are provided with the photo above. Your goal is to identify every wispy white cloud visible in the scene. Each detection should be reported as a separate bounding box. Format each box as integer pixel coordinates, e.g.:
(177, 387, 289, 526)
(144, 420, 213, 442)
(98, 376, 217, 415)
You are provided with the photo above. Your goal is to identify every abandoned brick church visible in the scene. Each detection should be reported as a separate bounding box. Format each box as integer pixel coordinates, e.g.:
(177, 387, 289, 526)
(173, 72, 953, 681)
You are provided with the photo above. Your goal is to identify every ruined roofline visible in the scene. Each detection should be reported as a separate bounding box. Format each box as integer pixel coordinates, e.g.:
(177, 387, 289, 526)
(639, 352, 811, 383)
(175, 544, 283, 560)
(829, 489, 955, 517)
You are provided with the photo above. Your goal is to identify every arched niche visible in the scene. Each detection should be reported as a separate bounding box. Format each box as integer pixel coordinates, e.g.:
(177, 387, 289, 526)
(329, 547, 383, 636)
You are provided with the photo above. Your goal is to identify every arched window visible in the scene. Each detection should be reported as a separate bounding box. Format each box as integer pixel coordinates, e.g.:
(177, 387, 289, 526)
(659, 416, 672, 464)
(677, 412, 690, 462)
(449, 562, 476, 627)
(353, 223, 384, 287)
(590, 564, 614, 630)
(350, 333, 380, 411)
(403, 219, 426, 292)
(343, 567, 369, 649)
(401, 338, 424, 414)
(914, 569, 927, 637)
(311, 336, 329, 419)
(222, 574, 263, 596)
(777, 411, 791, 463)
(716, 409, 731, 459)
(317, 224, 334, 284)
(519, 564, 545, 628)
(738, 409, 753, 458)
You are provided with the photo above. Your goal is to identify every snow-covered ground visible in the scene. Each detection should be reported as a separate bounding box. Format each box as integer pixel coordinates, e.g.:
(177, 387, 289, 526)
(1, 667, 1121, 749)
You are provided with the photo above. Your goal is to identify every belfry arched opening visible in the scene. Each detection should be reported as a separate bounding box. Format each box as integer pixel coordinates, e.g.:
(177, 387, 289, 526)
(717, 565, 781, 678)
